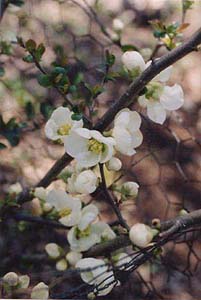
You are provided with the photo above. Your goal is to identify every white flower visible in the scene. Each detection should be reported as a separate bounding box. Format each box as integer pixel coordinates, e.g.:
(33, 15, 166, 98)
(3, 272, 19, 286)
(106, 157, 122, 171)
(45, 243, 60, 259)
(34, 187, 47, 200)
(94, 270, 116, 296)
(129, 223, 154, 248)
(31, 282, 49, 299)
(112, 18, 124, 31)
(45, 106, 83, 141)
(78, 204, 99, 231)
(76, 258, 116, 296)
(66, 251, 83, 266)
(113, 252, 132, 270)
(64, 128, 115, 168)
(76, 258, 107, 285)
(67, 170, 98, 194)
(121, 181, 139, 197)
(67, 221, 115, 252)
(112, 109, 143, 155)
(46, 190, 82, 227)
(121, 51, 146, 73)
(56, 259, 68, 271)
(138, 62, 184, 124)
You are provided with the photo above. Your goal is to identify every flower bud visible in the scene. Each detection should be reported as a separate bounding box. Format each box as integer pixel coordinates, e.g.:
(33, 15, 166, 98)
(121, 51, 146, 72)
(68, 170, 98, 194)
(8, 182, 22, 194)
(121, 181, 139, 197)
(31, 282, 49, 299)
(45, 243, 60, 259)
(56, 259, 68, 271)
(66, 251, 83, 266)
(112, 18, 124, 32)
(3, 272, 19, 286)
(129, 223, 154, 248)
(34, 187, 47, 200)
(19, 275, 30, 289)
(106, 157, 122, 171)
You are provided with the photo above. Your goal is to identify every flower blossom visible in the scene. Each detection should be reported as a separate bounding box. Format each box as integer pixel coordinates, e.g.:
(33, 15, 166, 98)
(45, 106, 83, 141)
(46, 189, 82, 227)
(64, 128, 115, 168)
(112, 108, 143, 155)
(76, 258, 116, 296)
(67, 169, 98, 194)
(129, 223, 154, 248)
(67, 205, 115, 252)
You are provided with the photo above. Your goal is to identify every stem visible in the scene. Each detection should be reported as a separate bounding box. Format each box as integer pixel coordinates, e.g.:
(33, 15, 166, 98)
(99, 164, 129, 231)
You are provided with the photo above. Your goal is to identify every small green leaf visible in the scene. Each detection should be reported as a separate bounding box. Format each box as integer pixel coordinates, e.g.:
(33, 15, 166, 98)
(23, 54, 34, 63)
(92, 85, 104, 98)
(121, 44, 139, 52)
(40, 103, 54, 119)
(0, 67, 5, 77)
(10, 0, 24, 7)
(37, 74, 52, 87)
(71, 113, 83, 121)
(25, 39, 36, 52)
(0, 142, 6, 150)
(25, 102, 35, 119)
(35, 43, 46, 61)
(105, 50, 115, 67)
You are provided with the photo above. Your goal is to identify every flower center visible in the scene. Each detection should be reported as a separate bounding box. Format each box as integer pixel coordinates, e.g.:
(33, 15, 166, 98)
(76, 225, 91, 239)
(88, 139, 104, 154)
(146, 82, 163, 101)
(59, 207, 72, 218)
(57, 124, 72, 136)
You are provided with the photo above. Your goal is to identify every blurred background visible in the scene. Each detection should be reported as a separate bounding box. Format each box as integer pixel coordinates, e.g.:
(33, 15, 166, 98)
(0, 0, 201, 299)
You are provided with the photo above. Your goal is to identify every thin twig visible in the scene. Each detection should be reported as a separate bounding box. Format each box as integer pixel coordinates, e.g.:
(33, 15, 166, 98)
(99, 163, 130, 231)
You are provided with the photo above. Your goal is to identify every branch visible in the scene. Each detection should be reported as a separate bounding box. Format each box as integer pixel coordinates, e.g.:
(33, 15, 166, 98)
(94, 27, 201, 131)
(99, 164, 129, 230)
(85, 209, 201, 257)
(16, 27, 201, 204)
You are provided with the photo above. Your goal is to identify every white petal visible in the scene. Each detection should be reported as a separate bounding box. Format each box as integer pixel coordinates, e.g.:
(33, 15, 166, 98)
(131, 130, 143, 148)
(147, 101, 167, 124)
(160, 84, 184, 110)
(122, 51, 146, 72)
(76, 151, 101, 168)
(146, 61, 172, 83)
(95, 271, 116, 296)
(100, 143, 114, 164)
(138, 95, 149, 108)
(78, 204, 99, 230)
(128, 111, 142, 132)
(64, 132, 88, 157)
(113, 127, 135, 156)
(45, 119, 59, 140)
(50, 107, 72, 126)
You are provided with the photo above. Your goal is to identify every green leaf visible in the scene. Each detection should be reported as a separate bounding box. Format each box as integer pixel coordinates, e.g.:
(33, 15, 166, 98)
(92, 85, 104, 98)
(40, 103, 54, 119)
(25, 39, 36, 52)
(71, 113, 83, 121)
(37, 74, 52, 87)
(0, 142, 6, 150)
(25, 102, 35, 119)
(0, 67, 5, 77)
(23, 54, 34, 63)
(10, 0, 24, 6)
(105, 50, 115, 67)
(121, 44, 139, 52)
(35, 43, 46, 61)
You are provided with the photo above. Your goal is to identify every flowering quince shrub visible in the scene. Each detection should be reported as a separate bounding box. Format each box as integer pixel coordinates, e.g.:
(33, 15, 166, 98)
(1, 1, 201, 299)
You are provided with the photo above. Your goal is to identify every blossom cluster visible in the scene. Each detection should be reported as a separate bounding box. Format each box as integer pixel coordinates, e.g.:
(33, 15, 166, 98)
(3, 48, 184, 299)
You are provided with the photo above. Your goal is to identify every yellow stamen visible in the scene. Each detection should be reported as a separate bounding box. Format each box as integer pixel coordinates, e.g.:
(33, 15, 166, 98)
(59, 207, 72, 218)
(57, 124, 71, 136)
(76, 225, 91, 239)
(88, 138, 104, 154)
